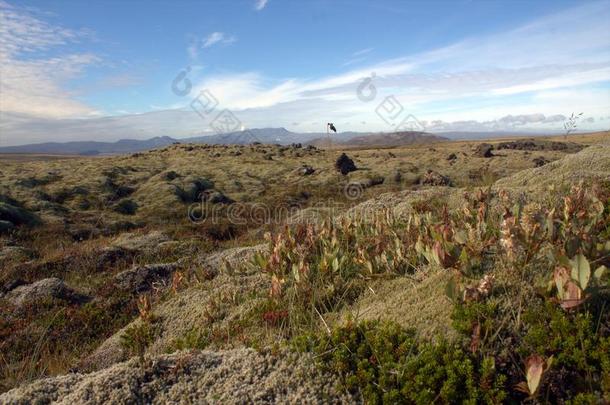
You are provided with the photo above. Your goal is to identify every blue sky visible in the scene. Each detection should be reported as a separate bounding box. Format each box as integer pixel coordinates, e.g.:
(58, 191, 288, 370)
(1, 0, 609, 145)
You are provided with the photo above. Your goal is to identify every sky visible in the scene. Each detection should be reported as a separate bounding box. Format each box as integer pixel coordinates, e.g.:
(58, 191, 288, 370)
(0, 0, 609, 146)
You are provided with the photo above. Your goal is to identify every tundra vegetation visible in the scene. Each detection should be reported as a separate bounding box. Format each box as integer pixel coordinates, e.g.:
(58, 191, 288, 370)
(0, 132, 609, 403)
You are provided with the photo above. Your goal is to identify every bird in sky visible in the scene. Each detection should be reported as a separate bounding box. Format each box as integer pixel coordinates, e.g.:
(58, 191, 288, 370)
(328, 123, 337, 133)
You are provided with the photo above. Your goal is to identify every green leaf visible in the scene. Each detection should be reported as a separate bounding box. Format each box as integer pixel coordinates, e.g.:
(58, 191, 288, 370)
(570, 254, 590, 290)
(594, 265, 607, 281)
(445, 277, 459, 301)
(332, 256, 339, 272)
(454, 230, 467, 244)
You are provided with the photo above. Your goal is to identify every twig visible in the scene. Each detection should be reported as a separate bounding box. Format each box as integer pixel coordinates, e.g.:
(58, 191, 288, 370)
(315, 306, 331, 335)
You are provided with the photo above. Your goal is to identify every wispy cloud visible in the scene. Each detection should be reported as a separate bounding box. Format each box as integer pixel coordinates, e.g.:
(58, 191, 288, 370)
(254, 0, 268, 11)
(0, 0, 98, 118)
(203, 32, 236, 48)
(187, 32, 237, 59)
(352, 47, 373, 57)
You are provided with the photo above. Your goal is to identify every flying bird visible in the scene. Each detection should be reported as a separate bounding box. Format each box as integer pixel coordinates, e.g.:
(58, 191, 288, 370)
(327, 123, 337, 133)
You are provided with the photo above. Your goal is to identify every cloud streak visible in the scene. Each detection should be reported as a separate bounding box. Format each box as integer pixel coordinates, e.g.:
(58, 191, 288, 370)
(254, 0, 268, 11)
(0, 0, 98, 118)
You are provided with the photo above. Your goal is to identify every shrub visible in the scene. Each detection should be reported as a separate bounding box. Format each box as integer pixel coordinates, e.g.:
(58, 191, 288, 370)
(120, 321, 158, 361)
(294, 320, 507, 404)
(113, 199, 138, 215)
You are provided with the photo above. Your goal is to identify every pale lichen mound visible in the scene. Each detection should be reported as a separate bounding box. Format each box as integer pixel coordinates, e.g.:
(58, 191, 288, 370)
(494, 143, 610, 190)
(0, 349, 359, 404)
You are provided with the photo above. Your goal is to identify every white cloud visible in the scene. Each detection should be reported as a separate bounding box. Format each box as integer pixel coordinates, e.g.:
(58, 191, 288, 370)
(0, 0, 98, 118)
(254, 0, 268, 11)
(203, 31, 236, 48)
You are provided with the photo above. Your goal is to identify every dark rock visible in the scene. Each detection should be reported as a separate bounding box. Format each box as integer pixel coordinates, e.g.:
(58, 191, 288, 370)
(162, 171, 180, 181)
(69, 226, 100, 241)
(114, 263, 179, 294)
(1, 278, 26, 294)
(418, 170, 453, 186)
(533, 156, 550, 167)
(113, 199, 138, 215)
(96, 247, 132, 271)
(365, 176, 385, 187)
(497, 139, 583, 152)
(335, 153, 357, 175)
(175, 177, 215, 203)
(296, 165, 315, 176)
(16, 173, 62, 188)
(0, 202, 40, 231)
(203, 190, 235, 205)
(0, 220, 14, 233)
(103, 177, 135, 201)
(473, 143, 494, 158)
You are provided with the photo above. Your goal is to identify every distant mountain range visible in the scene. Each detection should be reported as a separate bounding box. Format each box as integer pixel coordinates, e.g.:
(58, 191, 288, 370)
(0, 127, 562, 155)
(308, 131, 448, 148)
(0, 128, 445, 155)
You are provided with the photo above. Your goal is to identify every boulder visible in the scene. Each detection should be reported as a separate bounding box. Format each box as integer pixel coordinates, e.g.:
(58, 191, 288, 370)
(113, 262, 179, 294)
(533, 156, 550, 167)
(365, 176, 385, 187)
(111, 231, 170, 252)
(335, 153, 357, 175)
(418, 170, 453, 186)
(0, 202, 40, 231)
(174, 177, 215, 203)
(296, 165, 315, 176)
(203, 190, 235, 205)
(1, 278, 90, 309)
(473, 143, 494, 158)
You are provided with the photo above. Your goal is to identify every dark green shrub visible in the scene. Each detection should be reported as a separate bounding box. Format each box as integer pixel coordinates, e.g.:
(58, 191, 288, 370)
(120, 321, 158, 360)
(113, 199, 138, 215)
(519, 301, 610, 401)
(294, 320, 506, 404)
